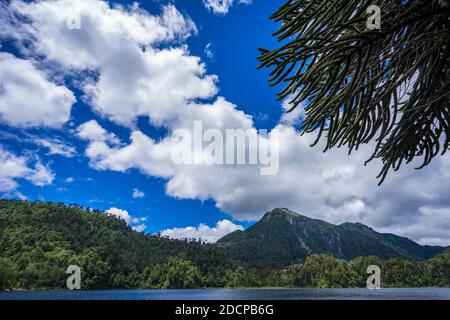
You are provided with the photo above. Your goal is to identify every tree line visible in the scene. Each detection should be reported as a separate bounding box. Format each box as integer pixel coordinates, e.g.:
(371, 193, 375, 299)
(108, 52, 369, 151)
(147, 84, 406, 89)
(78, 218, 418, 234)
(0, 200, 449, 290)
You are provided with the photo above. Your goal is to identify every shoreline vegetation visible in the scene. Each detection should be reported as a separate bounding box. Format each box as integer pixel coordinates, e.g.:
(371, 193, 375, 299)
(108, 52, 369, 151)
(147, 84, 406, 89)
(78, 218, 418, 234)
(1, 200, 449, 291)
(3, 286, 450, 293)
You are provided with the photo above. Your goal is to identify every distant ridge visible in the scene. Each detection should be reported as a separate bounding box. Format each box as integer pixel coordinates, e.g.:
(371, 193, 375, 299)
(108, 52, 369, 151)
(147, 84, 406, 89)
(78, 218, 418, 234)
(217, 208, 447, 268)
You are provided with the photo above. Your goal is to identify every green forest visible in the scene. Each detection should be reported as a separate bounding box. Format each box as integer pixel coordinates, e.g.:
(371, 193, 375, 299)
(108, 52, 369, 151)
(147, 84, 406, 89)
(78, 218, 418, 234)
(0, 200, 449, 290)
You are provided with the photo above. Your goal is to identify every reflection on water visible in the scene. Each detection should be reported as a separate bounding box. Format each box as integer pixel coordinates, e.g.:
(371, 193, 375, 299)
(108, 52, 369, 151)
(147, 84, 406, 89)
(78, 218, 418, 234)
(1, 288, 450, 300)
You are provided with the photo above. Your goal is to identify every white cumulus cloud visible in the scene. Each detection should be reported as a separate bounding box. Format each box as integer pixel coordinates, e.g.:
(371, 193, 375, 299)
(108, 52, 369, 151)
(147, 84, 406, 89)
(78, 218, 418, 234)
(7, 0, 211, 128)
(0, 53, 75, 128)
(106, 207, 147, 232)
(106, 207, 132, 223)
(161, 219, 244, 243)
(0, 147, 54, 193)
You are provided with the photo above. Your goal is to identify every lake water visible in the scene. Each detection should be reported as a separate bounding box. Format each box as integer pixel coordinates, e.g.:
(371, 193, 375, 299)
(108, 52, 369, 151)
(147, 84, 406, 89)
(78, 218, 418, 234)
(1, 288, 450, 300)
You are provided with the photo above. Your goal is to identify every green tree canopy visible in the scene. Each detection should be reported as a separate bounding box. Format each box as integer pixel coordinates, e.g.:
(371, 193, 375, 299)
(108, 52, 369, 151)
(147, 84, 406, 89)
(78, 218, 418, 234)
(287, 254, 351, 288)
(141, 254, 202, 289)
(259, 0, 450, 183)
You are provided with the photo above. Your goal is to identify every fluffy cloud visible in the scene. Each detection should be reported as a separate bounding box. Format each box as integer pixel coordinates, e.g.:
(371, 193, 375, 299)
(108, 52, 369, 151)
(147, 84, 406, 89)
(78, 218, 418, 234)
(77, 120, 176, 178)
(0, 53, 75, 128)
(132, 188, 145, 199)
(8, 0, 212, 128)
(161, 219, 244, 243)
(76, 120, 120, 145)
(0, 147, 54, 193)
(203, 0, 252, 14)
(9, 0, 197, 68)
(75, 96, 256, 178)
(26, 162, 55, 186)
(105, 207, 147, 232)
(106, 207, 131, 223)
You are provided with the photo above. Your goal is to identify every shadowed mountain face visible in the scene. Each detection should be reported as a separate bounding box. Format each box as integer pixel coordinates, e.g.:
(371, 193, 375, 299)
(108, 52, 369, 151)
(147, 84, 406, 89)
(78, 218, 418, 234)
(217, 208, 447, 268)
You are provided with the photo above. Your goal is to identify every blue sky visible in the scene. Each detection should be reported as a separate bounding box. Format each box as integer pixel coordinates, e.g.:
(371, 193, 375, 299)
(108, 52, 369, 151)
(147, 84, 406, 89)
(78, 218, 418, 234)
(1, 0, 450, 245)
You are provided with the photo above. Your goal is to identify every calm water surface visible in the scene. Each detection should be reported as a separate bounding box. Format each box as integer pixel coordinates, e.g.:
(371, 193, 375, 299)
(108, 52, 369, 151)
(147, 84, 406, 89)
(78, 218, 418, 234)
(1, 288, 450, 300)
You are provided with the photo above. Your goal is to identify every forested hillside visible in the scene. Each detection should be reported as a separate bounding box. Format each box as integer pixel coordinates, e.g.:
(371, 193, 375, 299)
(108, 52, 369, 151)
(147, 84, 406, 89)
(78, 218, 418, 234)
(0, 201, 449, 290)
(0, 200, 233, 289)
(218, 208, 446, 268)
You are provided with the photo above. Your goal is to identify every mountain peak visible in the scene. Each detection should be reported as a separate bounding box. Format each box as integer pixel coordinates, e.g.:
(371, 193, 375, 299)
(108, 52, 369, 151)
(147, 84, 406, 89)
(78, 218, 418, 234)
(218, 208, 447, 268)
(264, 208, 304, 219)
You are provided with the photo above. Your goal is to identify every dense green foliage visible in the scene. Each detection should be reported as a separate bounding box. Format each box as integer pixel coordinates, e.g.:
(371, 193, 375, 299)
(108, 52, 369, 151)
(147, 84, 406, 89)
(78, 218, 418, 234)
(0, 201, 449, 290)
(0, 200, 233, 290)
(285, 252, 450, 288)
(258, 0, 450, 183)
(140, 254, 202, 289)
(218, 208, 446, 268)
